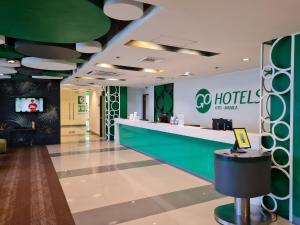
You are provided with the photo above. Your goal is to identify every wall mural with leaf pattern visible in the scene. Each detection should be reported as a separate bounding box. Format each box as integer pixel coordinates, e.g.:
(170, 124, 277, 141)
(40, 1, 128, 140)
(0, 80, 60, 145)
(154, 83, 174, 122)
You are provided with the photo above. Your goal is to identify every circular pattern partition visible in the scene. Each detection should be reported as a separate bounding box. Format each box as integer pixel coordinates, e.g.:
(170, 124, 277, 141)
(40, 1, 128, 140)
(260, 36, 293, 216)
(105, 86, 120, 141)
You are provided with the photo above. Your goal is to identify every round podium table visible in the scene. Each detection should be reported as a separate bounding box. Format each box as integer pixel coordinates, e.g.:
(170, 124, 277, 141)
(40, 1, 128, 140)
(214, 149, 272, 225)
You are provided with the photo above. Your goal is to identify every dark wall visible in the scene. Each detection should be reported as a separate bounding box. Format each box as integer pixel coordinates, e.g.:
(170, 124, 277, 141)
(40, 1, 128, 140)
(0, 80, 60, 145)
(154, 83, 174, 122)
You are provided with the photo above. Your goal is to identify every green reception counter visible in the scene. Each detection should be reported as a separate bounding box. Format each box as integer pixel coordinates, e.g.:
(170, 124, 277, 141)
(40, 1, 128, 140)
(115, 119, 260, 181)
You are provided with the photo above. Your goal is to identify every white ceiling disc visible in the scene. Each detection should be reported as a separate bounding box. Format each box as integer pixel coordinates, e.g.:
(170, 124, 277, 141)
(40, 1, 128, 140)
(0, 66, 17, 74)
(32, 76, 63, 80)
(0, 75, 11, 79)
(104, 0, 143, 21)
(0, 35, 5, 45)
(21, 57, 76, 71)
(76, 41, 102, 53)
(0, 59, 21, 67)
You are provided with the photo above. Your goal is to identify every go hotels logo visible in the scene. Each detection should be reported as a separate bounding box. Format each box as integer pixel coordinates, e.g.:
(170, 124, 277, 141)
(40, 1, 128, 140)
(196, 88, 260, 114)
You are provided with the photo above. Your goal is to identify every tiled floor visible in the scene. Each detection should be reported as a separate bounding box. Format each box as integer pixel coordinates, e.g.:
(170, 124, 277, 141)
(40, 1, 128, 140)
(48, 132, 292, 225)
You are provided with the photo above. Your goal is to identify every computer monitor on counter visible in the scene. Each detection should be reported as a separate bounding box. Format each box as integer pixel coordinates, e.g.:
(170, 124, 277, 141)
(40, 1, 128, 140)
(212, 118, 233, 131)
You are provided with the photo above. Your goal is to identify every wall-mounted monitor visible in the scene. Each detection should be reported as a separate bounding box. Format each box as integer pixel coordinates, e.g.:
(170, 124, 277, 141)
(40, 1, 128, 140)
(15, 97, 44, 113)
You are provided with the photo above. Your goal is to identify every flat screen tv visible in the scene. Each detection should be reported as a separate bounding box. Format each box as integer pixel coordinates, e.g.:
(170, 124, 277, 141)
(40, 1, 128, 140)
(15, 97, 44, 113)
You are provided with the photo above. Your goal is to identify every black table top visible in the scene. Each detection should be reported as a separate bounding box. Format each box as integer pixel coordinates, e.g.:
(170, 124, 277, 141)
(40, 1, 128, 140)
(215, 149, 271, 162)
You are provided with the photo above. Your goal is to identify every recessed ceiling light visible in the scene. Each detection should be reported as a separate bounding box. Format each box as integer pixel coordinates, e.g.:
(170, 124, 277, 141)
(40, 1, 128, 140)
(181, 72, 193, 76)
(7, 60, 15, 64)
(125, 40, 219, 57)
(0, 73, 3, 76)
(126, 40, 164, 51)
(143, 68, 163, 73)
(242, 58, 250, 62)
(96, 63, 114, 68)
(81, 76, 95, 80)
(107, 78, 118, 81)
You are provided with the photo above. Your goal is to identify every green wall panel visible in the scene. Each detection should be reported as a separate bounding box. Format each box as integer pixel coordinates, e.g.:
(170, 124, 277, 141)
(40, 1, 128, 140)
(119, 124, 231, 181)
(293, 34, 300, 220)
(154, 83, 174, 121)
(120, 87, 128, 119)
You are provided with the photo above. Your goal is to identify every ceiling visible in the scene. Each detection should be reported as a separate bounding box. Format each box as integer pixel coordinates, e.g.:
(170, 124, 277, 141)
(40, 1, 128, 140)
(66, 0, 300, 87)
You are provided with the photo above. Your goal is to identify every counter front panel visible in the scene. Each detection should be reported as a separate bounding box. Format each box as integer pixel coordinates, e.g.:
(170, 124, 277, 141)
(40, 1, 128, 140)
(119, 124, 231, 181)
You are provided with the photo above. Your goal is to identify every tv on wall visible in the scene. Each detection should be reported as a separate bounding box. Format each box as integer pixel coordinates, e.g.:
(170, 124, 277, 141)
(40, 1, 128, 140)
(15, 97, 44, 113)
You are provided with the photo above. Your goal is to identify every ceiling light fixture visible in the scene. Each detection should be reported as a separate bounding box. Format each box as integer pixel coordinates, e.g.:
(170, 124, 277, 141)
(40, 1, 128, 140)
(81, 76, 95, 80)
(242, 58, 250, 62)
(143, 68, 163, 73)
(0, 73, 4, 76)
(125, 40, 220, 57)
(126, 40, 165, 51)
(107, 78, 118, 81)
(96, 63, 114, 69)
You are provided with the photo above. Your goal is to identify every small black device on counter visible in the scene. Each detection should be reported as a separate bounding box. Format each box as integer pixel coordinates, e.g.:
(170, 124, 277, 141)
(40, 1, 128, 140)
(159, 114, 169, 123)
(212, 118, 233, 131)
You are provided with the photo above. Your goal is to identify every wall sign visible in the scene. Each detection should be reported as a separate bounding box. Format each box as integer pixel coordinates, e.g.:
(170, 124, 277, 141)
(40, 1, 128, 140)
(196, 88, 260, 114)
(174, 68, 261, 132)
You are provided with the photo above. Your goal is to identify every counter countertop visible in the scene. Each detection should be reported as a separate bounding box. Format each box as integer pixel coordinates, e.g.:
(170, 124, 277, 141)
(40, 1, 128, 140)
(114, 118, 260, 148)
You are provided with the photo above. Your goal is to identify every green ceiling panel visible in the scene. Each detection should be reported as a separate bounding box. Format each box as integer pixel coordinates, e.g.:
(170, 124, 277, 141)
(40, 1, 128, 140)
(0, 0, 111, 43)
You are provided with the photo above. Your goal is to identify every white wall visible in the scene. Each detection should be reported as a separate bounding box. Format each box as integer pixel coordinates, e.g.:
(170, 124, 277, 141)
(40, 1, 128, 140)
(127, 88, 143, 117)
(174, 68, 260, 132)
(127, 87, 155, 121)
(89, 89, 101, 135)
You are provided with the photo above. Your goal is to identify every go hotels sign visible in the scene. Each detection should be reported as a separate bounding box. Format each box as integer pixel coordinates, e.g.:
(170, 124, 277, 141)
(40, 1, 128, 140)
(196, 88, 260, 113)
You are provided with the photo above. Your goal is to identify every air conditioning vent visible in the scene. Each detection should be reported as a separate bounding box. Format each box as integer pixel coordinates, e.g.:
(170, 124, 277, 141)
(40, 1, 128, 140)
(87, 70, 121, 77)
(139, 57, 164, 63)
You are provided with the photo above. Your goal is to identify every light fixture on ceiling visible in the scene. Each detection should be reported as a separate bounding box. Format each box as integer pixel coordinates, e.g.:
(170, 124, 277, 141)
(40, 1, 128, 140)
(177, 49, 199, 56)
(126, 40, 164, 51)
(242, 58, 250, 62)
(96, 63, 115, 68)
(7, 60, 16, 64)
(125, 40, 220, 57)
(103, 0, 144, 21)
(0, 73, 4, 76)
(143, 68, 163, 73)
(181, 72, 193, 76)
(81, 76, 95, 80)
(32, 76, 63, 80)
(107, 78, 118, 81)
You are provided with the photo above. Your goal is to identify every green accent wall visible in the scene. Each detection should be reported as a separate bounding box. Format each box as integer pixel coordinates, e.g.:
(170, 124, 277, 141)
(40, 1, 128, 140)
(154, 83, 174, 121)
(293, 34, 300, 221)
(120, 87, 128, 119)
(268, 36, 291, 219)
(119, 124, 231, 181)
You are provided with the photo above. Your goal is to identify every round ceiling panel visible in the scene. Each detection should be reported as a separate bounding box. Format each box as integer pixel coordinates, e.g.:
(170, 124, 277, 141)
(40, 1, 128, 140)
(21, 57, 77, 71)
(104, 0, 143, 21)
(76, 41, 102, 53)
(0, 66, 17, 74)
(0, 0, 111, 43)
(15, 41, 81, 60)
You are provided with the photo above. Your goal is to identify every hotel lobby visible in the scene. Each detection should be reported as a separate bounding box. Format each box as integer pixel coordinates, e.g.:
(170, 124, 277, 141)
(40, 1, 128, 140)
(0, 1, 299, 225)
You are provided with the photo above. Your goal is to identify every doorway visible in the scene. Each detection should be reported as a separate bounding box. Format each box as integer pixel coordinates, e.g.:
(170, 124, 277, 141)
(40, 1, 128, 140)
(60, 86, 104, 143)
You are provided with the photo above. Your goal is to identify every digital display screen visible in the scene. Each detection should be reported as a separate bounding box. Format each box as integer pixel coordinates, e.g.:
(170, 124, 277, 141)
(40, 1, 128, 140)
(15, 98, 44, 113)
(233, 128, 251, 149)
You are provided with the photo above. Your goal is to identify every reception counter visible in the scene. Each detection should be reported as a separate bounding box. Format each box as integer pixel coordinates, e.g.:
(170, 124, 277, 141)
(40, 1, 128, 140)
(115, 118, 260, 181)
